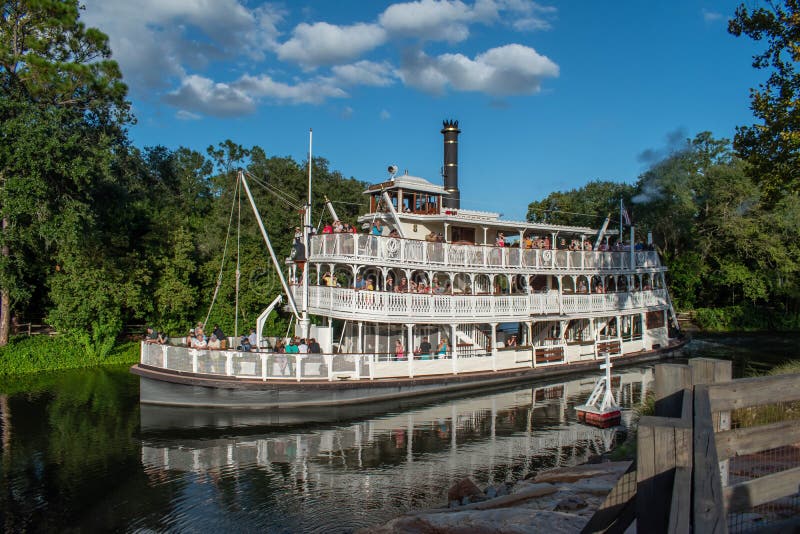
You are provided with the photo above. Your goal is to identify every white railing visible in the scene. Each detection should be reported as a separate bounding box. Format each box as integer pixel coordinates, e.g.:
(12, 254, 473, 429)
(310, 234, 661, 272)
(297, 286, 668, 322)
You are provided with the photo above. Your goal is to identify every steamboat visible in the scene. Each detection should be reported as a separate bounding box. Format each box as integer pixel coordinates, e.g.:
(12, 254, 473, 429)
(132, 121, 683, 409)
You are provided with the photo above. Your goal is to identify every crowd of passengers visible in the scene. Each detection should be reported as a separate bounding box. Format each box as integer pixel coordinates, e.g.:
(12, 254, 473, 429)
(320, 217, 656, 252)
(317, 271, 655, 295)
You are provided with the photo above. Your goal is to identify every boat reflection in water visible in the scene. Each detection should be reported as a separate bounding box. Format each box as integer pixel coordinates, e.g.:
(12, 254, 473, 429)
(138, 367, 652, 531)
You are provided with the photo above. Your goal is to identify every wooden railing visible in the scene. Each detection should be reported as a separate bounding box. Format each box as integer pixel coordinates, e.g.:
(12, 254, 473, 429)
(584, 358, 800, 533)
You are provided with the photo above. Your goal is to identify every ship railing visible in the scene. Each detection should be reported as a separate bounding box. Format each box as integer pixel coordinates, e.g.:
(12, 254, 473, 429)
(299, 286, 668, 320)
(310, 234, 661, 271)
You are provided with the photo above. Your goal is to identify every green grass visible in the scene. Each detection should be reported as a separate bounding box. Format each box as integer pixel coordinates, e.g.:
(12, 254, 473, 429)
(0, 335, 139, 376)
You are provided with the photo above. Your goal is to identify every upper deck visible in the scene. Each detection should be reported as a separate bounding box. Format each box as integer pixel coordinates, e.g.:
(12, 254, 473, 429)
(309, 233, 662, 274)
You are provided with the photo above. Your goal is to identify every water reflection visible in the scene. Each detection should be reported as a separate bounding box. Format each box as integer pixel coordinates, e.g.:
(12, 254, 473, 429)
(134, 367, 651, 532)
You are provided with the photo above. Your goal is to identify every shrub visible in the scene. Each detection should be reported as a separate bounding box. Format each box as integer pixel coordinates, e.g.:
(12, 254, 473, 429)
(0, 336, 139, 376)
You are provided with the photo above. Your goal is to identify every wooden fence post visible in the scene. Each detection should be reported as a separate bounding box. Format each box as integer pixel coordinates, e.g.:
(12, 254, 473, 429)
(654, 363, 692, 417)
(690, 358, 732, 486)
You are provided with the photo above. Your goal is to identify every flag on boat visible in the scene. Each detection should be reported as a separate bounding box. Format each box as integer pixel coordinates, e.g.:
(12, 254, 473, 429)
(621, 203, 632, 226)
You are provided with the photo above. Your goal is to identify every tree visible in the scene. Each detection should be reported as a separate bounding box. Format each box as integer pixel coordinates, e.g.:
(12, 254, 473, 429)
(526, 180, 635, 227)
(729, 0, 800, 202)
(0, 0, 131, 345)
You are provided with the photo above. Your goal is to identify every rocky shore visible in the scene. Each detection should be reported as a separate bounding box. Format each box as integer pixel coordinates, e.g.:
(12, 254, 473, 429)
(360, 461, 632, 533)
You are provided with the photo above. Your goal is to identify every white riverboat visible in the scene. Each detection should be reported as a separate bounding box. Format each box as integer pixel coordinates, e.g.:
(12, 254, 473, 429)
(132, 121, 684, 408)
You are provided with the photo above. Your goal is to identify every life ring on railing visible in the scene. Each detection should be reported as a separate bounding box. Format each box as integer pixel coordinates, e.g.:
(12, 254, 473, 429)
(636, 251, 645, 265)
(385, 237, 400, 257)
(542, 249, 553, 262)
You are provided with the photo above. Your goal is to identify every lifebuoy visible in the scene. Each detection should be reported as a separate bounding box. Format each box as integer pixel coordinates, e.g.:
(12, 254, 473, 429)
(636, 251, 645, 265)
(542, 249, 552, 262)
(385, 237, 400, 257)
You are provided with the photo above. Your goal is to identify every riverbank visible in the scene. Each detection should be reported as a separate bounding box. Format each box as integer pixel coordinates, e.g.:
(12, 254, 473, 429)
(0, 335, 139, 377)
(683, 305, 800, 332)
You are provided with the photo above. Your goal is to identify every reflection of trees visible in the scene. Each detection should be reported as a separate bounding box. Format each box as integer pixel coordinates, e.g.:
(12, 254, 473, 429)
(0, 366, 180, 531)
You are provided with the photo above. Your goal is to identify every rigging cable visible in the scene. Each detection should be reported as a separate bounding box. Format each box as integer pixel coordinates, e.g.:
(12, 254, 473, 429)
(203, 173, 240, 329)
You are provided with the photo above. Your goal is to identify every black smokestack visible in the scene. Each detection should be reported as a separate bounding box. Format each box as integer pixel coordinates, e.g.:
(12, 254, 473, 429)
(441, 119, 460, 209)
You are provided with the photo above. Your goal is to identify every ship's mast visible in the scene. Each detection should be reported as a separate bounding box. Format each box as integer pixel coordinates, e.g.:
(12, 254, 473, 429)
(299, 129, 312, 339)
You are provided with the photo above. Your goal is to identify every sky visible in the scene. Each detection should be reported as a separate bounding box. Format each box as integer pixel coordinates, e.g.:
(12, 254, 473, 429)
(82, 0, 765, 221)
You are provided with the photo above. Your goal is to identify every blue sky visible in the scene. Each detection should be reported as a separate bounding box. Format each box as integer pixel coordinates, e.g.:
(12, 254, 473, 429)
(83, 1, 763, 220)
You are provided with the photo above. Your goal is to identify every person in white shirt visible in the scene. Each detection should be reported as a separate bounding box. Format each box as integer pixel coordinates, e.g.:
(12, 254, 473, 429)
(248, 328, 257, 348)
(298, 339, 308, 353)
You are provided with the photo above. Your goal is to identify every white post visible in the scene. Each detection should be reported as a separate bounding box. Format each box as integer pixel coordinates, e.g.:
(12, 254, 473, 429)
(326, 354, 333, 381)
(295, 354, 302, 381)
(261, 354, 267, 380)
(490, 322, 498, 372)
(629, 225, 635, 268)
(225, 353, 233, 376)
(450, 323, 458, 374)
(192, 350, 198, 373)
(357, 321, 363, 353)
(406, 324, 414, 378)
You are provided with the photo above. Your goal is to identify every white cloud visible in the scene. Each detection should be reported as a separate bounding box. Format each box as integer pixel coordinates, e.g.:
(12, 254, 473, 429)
(176, 110, 202, 120)
(82, 0, 284, 94)
(163, 75, 256, 117)
(276, 22, 387, 68)
(380, 109, 391, 120)
(702, 9, 723, 22)
(235, 74, 348, 104)
(399, 44, 558, 95)
(379, 0, 474, 42)
(341, 106, 354, 119)
(379, 0, 555, 41)
(332, 61, 396, 87)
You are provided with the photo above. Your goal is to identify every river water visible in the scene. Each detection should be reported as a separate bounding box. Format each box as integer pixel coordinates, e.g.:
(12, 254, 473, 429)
(0, 334, 797, 532)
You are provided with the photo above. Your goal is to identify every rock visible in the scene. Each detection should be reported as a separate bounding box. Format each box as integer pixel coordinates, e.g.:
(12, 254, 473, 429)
(496, 484, 509, 497)
(555, 495, 587, 511)
(485, 486, 497, 499)
(447, 478, 483, 504)
(449, 500, 460, 509)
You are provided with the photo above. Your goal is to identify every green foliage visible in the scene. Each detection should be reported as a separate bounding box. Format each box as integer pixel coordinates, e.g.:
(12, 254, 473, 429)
(693, 305, 800, 331)
(527, 180, 635, 227)
(729, 1, 800, 202)
(0, 335, 139, 376)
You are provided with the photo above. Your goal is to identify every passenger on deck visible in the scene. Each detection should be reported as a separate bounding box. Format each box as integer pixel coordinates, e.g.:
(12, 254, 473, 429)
(144, 326, 159, 344)
(298, 338, 308, 353)
(388, 228, 400, 238)
(207, 334, 221, 350)
(417, 337, 432, 360)
(496, 232, 505, 247)
(285, 338, 299, 355)
(239, 335, 251, 352)
(192, 332, 208, 349)
(436, 338, 449, 358)
(308, 338, 322, 353)
(157, 331, 169, 345)
(355, 275, 366, 290)
(371, 220, 383, 236)
(248, 328, 257, 347)
(394, 339, 405, 361)
(213, 324, 225, 342)
(322, 223, 333, 234)
(185, 328, 195, 347)
(543, 236, 551, 249)
(425, 231, 437, 242)
(524, 235, 533, 249)
(385, 276, 394, 292)
(506, 335, 518, 347)
(399, 277, 409, 292)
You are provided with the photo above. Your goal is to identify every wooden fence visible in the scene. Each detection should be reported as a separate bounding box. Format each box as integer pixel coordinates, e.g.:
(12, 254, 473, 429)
(583, 357, 800, 533)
